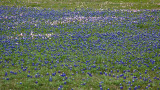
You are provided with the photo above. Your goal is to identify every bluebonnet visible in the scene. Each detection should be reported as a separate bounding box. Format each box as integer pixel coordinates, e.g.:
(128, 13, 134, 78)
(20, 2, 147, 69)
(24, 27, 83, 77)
(27, 75, 30, 77)
(120, 86, 123, 89)
(6, 78, 9, 80)
(49, 76, 52, 82)
(52, 72, 56, 76)
(5, 72, 7, 76)
(64, 81, 67, 85)
(128, 87, 131, 90)
(81, 82, 86, 85)
(100, 87, 103, 90)
(87, 72, 92, 77)
(35, 81, 38, 84)
(46, 72, 49, 75)
(61, 72, 66, 77)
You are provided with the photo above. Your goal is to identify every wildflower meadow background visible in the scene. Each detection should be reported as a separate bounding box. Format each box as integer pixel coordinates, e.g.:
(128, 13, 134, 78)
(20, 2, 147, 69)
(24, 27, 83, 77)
(0, 0, 160, 90)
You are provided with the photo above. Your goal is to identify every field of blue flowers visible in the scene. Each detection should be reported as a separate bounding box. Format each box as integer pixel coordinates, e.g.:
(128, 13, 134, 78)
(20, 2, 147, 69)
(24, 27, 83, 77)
(0, 6, 160, 90)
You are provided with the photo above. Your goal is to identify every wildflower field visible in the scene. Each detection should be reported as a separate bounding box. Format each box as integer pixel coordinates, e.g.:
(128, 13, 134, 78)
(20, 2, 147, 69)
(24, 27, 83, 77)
(0, 4, 160, 90)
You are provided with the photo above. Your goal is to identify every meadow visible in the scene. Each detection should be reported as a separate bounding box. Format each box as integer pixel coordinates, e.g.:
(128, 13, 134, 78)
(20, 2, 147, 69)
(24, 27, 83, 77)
(1, 0, 160, 10)
(0, 0, 160, 90)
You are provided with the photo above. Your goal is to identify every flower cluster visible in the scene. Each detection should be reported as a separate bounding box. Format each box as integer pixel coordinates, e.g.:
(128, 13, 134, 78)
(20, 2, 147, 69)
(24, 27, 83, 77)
(0, 6, 160, 89)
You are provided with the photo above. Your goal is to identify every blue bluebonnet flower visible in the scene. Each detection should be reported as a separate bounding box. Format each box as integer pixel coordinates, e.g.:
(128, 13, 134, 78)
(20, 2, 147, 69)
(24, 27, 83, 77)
(65, 76, 68, 80)
(23, 68, 26, 71)
(117, 69, 119, 72)
(100, 72, 103, 75)
(82, 71, 84, 74)
(14, 72, 17, 75)
(35, 68, 37, 70)
(6, 78, 9, 80)
(64, 81, 67, 85)
(50, 66, 53, 69)
(60, 85, 63, 88)
(81, 82, 86, 85)
(46, 72, 49, 75)
(100, 87, 103, 90)
(120, 86, 123, 89)
(139, 75, 142, 79)
(49, 76, 52, 82)
(120, 74, 123, 77)
(10, 71, 14, 74)
(27, 74, 30, 77)
(134, 86, 137, 90)
(104, 72, 107, 76)
(5, 72, 7, 76)
(61, 72, 66, 77)
(145, 70, 147, 74)
(35, 74, 38, 78)
(58, 87, 61, 90)
(87, 72, 92, 77)
(128, 87, 131, 90)
(32, 63, 34, 66)
(35, 81, 38, 84)
(128, 81, 131, 84)
(12, 63, 14, 66)
(52, 72, 56, 76)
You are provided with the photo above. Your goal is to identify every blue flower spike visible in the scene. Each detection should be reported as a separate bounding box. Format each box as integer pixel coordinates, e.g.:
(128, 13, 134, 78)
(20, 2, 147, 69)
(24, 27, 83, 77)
(49, 76, 52, 82)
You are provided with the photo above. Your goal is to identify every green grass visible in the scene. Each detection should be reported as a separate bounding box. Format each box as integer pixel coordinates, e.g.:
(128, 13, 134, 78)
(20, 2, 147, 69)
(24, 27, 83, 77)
(0, 0, 160, 10)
